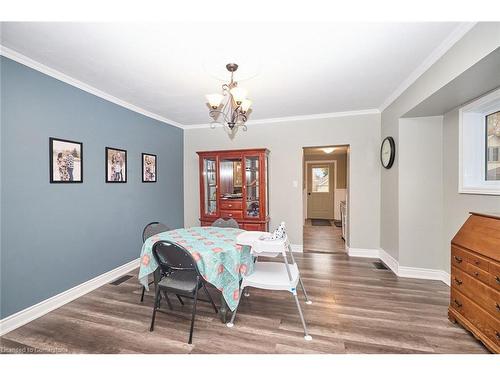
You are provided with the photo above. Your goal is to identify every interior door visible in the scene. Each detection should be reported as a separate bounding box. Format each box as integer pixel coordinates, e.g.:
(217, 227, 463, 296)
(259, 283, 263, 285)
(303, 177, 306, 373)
(307, 163, 334, 219)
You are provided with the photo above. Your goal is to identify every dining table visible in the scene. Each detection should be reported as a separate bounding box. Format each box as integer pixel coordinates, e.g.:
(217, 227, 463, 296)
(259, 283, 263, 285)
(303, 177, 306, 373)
(138, 226, 255, 323)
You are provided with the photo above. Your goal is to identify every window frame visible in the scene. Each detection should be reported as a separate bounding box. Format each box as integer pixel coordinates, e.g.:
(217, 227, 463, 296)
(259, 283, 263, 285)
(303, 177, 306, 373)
(311, 166, 330, 193)
(459, 88, 500, 195)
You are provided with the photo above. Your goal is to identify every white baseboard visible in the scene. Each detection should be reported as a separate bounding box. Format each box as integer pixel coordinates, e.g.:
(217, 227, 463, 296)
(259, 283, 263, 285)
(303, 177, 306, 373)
(378, 249, 399, 275)
(290, 244, 303, 253)
(0, 258, 140, 336)
(348, 248, 450, 286)
(398, 266, 451, 286)
(347, 247, 380, 258)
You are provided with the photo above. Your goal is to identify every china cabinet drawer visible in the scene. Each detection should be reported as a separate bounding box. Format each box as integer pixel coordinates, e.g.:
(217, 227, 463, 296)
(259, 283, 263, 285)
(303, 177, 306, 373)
(242, 223, 263, 231)
(220, 210, 243, 219)
(220, 200, 243, 210)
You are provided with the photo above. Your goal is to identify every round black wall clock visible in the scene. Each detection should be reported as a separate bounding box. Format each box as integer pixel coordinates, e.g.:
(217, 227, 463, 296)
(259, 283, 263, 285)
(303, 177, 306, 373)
(380, 136, 395, 169)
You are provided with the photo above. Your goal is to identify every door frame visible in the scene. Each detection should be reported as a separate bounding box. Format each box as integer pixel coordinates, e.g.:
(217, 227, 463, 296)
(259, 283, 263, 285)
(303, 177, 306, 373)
(304, 160, 337, 220)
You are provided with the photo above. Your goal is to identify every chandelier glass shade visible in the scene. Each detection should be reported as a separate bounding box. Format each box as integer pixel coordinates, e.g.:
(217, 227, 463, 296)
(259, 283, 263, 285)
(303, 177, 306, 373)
(205, 63, 252, 133)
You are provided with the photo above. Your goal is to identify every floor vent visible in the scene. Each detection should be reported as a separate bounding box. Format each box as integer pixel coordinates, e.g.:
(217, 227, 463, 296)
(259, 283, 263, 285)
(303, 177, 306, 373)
(373, 261, 388, 270)
(110, 274, 133, 286)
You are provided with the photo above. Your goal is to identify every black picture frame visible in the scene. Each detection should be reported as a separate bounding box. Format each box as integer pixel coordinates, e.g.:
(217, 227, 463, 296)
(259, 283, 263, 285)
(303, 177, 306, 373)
(380, 136, 396, 169)
(105, 147, 127, 183)
(142, 153, 157, 183)
(49, 137, 83, 183)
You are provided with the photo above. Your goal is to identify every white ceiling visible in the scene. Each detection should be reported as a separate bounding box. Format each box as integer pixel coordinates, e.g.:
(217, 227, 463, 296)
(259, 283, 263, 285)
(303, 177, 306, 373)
(0, 22, 469, 127)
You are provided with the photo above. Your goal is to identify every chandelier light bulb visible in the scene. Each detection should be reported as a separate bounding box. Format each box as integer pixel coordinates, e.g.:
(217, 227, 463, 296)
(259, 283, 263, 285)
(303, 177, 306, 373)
(206, 94, 224, 109)
(241, 99, 252, 113)
(230, 87, 247, 105)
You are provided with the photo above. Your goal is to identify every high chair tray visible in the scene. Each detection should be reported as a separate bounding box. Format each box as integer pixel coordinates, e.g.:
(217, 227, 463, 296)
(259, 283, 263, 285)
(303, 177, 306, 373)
(236, 231, 288, 254)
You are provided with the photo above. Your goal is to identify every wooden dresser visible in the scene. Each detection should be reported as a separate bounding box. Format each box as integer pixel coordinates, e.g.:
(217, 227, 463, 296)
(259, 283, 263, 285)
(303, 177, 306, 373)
(449, 212, 500, 353)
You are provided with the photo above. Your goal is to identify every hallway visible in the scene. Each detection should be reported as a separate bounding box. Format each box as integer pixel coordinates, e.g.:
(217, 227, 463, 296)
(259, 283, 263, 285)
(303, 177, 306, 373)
(303, 219, 346, 254)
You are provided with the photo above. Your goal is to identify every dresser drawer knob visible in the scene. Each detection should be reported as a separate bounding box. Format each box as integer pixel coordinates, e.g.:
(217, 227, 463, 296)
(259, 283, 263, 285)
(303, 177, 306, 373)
(454, 256, 462, 263)
(496, 331, 500, 341)
(496, 303, 500, 312)
(454, 277, 463, 285)
(453, 299, 462, 308)
(496, 276, 500, 284)
(473, 272, 479, 277)
(474, 260, 480, 265)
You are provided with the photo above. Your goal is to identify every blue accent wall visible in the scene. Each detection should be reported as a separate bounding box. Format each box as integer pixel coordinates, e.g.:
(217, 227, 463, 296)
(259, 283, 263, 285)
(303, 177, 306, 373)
(0, 56, 184, 318)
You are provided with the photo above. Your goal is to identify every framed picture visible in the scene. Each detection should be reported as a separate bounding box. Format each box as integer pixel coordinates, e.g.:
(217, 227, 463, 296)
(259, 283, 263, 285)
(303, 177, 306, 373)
(106, 147, 127, 183)
(142, 153, 157, 183)
(49, 137, 83, 183)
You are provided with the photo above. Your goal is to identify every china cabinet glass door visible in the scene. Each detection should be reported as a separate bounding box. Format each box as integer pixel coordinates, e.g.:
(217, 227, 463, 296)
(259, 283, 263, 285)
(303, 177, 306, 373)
(265, 154, 269, 217)
(244, 155, 260, 218)
(203, 157, 218, 216)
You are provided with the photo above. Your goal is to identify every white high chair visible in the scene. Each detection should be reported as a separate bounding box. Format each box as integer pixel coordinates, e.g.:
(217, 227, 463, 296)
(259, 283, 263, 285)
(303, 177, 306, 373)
(227, 228, 312, 340)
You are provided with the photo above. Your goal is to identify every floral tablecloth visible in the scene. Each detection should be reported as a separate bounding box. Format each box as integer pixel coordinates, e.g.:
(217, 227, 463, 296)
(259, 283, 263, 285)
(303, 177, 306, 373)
(138, 226, 253, 311)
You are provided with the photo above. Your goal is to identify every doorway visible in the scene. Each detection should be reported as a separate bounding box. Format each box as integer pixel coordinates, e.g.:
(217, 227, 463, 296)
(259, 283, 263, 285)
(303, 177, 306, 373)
(302, 145, 349, 253)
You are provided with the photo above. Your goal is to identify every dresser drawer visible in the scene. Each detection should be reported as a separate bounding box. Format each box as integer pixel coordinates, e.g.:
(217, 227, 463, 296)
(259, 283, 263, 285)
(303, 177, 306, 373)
(490, 261, 500, 292)
(451, 266, 468, 294)
(220, 210, 243, 219)
(451, 246, 467, 271)
(465, 262, 490, 284)
(467, 251, 490, 272)
(453, 266, 500, 318)
(451, 289, 500, 347)
(220, 200, 243, 210)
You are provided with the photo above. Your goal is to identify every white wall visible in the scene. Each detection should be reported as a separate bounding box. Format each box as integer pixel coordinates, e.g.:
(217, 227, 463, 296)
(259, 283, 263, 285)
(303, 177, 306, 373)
(184, 113, 381, 249)
(381, 22, 500, 262)
(398, 116, 444, 269)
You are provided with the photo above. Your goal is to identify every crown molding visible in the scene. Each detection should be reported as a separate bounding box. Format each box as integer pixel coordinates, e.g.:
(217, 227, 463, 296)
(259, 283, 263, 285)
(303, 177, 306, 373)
(378, 22, 477, 112)
(0, 45, 186, 129)
(185, 108, 380, 129)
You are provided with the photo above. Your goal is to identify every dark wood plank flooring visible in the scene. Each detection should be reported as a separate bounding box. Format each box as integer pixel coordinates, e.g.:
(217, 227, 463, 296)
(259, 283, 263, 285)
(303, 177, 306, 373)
(1, 253, 489, 354)
(303, 221, 346, 254)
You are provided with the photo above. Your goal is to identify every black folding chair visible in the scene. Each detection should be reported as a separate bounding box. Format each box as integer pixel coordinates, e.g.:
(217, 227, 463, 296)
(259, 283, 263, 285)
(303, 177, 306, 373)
(140, 222, 171, 302)
(149, 240, 218, 344)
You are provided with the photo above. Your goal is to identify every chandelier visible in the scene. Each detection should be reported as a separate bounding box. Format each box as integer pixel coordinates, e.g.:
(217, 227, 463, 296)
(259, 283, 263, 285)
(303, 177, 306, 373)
(205, 63, 252, 133)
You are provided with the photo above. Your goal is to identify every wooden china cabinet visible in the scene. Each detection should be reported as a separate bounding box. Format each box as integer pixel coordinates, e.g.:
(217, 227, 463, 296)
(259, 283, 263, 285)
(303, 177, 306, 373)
(197, 148, 270, 231)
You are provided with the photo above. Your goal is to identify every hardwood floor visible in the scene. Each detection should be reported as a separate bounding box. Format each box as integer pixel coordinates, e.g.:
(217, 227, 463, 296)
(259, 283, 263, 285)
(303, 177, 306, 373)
(303, 219, 346, 254)
(1, 253, 490, 354)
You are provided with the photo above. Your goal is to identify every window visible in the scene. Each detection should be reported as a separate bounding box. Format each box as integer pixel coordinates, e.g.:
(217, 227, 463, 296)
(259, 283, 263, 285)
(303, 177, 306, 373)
(459, 88, 500, 195)
(312, 167, 329, 192)
(486, 111, 500, 181)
